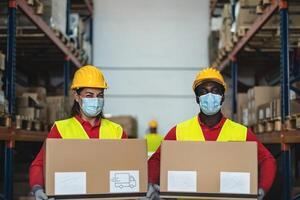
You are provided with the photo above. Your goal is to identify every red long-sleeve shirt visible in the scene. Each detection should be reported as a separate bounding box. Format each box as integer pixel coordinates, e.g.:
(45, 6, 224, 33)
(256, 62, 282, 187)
(29, 115, 128, 189)
(148, 116, 276, 193)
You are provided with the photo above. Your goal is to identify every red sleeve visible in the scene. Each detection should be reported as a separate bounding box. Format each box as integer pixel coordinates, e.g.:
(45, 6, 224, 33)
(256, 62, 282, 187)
(29, 125, 62, 189)
(246, 129, 276, 193)
(121, 131, 128, 139)
(148, 126, 177, 184)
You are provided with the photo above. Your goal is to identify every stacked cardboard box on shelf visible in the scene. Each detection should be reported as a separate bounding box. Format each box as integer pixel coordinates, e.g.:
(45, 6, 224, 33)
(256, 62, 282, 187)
(68, 13, 91, 63)
(16, 87, 47, 122)
(0, 51, 4, 71)
(271, 99, 300, 118)
(236, 3, 300, 36)
(246, 86, 280, 126)
(209, 31, 219, 65)
(239, 0, 261, 8)
(0, 0, 67, 33)
(219, 4, 232, 51)
(237, 93, 248, 124)
(0, 52, 6, 115)
(41, 0, 67, 34)
(46, 96, 73, 125)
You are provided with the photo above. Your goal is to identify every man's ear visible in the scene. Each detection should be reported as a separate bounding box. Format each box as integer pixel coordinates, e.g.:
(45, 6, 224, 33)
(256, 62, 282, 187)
(221, 94, 225, 105)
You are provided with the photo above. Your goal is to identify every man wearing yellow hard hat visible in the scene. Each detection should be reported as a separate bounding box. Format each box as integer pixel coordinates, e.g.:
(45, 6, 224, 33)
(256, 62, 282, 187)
(144, 120, 163, 158)
(29, 65, 128, 200)
(147, 68, 276, 200)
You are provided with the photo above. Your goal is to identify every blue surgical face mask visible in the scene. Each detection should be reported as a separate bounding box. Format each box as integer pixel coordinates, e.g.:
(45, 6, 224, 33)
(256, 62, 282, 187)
(199, 93, 222, 116)
(80, 97, 104, 117)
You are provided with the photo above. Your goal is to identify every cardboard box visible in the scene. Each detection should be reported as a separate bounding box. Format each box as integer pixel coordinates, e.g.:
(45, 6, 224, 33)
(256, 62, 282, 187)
(247, 86, 280, 125)
(272, 99, 300, 118)
(28, 87, 47, 102)
(239, 0, 260, 8)
(16, 96, 38, 108)
(242, 107, 249, 126)
(108, 116, 138, 138)
(45, 139, 147, 198)
(43, 0, 67, 34)
(257, 102, 272, 121)
(46, 96, 73, 123)
(237, 93, 248, 123)
(0, 52, 5, 71)
(19, 197, 35, 200)
(160, 141, 258, 200)
(236, 7, 279, 31)
(17, 107, 36, 120)
(0, 90, 5, 106)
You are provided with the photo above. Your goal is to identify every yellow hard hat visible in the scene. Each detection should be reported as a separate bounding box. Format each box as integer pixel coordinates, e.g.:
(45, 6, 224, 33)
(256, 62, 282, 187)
(148, 120, 158, 128)
(192, 67, 226, 91)
(71, 65, 108, 89)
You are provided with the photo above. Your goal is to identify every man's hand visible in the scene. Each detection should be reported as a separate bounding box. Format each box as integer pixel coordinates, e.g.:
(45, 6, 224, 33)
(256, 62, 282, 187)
(32, 185, 48, 200)
(258, 188, 265, 200)
(146, 184, 160, 200)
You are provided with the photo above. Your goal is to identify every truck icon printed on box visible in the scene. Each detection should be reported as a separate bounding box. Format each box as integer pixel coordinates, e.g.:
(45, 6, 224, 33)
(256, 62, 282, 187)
(109, 170, 139, 193)
(111, 173, 137, 189)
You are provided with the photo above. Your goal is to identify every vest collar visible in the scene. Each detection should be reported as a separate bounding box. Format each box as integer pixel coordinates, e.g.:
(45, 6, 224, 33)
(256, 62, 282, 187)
(75, 115, 101, 127)
(197, 114, 227, 130)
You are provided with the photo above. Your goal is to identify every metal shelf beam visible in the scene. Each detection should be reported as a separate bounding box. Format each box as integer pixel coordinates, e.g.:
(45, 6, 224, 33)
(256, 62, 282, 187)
(279, 1, 291, 199)
(217, 0, 279, 71)
(16, 0, 82, 67)
(0, 127, 47, 142)
(231, 60, 237, 121)
(84, 0, 93, 16)
(4, 0, 17, 199)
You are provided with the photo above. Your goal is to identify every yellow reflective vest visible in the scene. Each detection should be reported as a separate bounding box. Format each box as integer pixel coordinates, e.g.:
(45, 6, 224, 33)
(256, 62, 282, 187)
(144, 133, 163, 157)
(55, 117, 123, 139)
(176, 116, 247, 142)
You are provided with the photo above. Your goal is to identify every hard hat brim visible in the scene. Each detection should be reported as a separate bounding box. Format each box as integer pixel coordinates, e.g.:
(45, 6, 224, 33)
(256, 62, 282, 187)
(193, 78, 226, 91)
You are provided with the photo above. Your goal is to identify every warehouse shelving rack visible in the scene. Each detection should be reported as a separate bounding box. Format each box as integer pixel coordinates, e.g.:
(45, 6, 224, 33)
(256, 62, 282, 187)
(211, 0, 299, 199)
(0, 0, 93, 199)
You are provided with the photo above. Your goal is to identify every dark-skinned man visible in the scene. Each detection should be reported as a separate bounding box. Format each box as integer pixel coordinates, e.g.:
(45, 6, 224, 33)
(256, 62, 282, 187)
(147, 68, 276, 200)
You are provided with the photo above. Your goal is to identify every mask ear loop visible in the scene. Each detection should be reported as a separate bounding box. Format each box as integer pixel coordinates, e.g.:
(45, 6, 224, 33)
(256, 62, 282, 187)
(220, 94, 225, 106)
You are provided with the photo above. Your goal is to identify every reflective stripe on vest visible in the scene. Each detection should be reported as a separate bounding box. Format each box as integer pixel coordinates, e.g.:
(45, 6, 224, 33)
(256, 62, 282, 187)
(55, 117, 123, 139)
(176, 116, 247, 141)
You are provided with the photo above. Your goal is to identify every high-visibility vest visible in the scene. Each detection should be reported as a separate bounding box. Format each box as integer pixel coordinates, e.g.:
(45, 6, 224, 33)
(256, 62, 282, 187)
(144, 133, 163, 157)
(55, 117, 123, 139)
(176, 116, 247, 142)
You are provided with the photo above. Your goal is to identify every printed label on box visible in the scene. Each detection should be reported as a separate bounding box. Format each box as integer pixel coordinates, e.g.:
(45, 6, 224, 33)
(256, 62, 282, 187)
(55, 172, 86, 195)
(167, 171, 197, 192)
(110, 171, 139, 193)
(220, 172, 250, 194)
